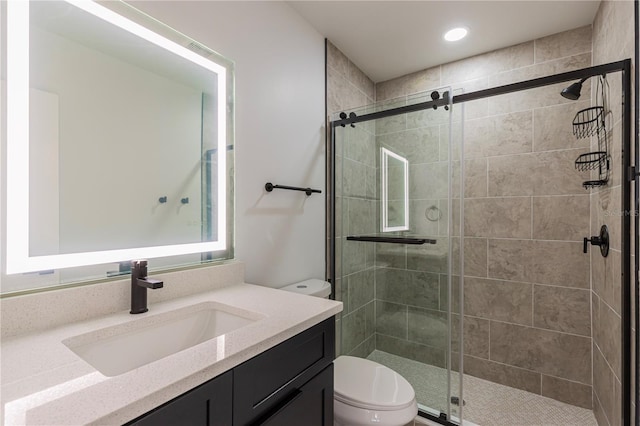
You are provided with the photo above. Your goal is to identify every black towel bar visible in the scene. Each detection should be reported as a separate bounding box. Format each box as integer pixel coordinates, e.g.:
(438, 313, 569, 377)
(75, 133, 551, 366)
(265, 182, 322, 196)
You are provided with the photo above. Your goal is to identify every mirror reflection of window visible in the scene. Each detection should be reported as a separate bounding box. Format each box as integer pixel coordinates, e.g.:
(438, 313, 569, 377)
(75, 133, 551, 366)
(380, 148, 409, 232)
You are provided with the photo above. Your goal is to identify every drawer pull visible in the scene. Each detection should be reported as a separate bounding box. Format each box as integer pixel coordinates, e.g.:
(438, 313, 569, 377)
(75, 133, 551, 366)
(258, 389, 303, 425)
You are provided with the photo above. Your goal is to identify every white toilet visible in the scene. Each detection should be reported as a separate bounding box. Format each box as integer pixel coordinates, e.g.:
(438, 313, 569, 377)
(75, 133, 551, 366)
(280, 279, 419, 426)
(334, 356, 418, 426)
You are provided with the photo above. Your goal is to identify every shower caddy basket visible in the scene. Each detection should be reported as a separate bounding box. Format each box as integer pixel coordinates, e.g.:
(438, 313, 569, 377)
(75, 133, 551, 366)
(573, 76, 610, 189)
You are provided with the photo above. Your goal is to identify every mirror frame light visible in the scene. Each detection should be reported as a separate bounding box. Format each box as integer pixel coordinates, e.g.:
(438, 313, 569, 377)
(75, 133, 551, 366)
(6, 0, 228, 274)
(380, 147, 409, 233)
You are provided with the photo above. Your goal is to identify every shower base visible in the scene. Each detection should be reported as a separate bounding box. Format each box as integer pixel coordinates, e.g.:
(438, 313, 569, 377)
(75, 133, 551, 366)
(367, 350, 597, 426)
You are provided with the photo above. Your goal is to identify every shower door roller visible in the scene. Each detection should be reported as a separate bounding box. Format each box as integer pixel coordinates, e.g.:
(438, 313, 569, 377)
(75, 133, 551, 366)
(583, 225, 609, 257)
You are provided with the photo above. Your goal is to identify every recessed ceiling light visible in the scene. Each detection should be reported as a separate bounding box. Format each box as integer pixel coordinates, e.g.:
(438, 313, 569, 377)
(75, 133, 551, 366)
(444, 27, 468, 42)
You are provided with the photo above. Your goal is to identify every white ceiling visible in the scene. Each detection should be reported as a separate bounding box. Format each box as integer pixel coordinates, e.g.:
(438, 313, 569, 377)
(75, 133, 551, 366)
(288, 1, 601, 83)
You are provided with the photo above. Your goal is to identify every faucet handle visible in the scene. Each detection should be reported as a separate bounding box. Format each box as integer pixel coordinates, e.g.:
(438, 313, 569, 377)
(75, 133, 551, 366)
(132, 260, 148, 277)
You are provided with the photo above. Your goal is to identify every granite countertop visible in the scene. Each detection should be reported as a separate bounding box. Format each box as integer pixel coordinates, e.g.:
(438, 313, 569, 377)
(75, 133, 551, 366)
(0, 283, 342, 425)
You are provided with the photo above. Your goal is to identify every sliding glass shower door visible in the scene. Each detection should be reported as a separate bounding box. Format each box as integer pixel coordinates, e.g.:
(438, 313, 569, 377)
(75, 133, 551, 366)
(332, 87, 464, 422)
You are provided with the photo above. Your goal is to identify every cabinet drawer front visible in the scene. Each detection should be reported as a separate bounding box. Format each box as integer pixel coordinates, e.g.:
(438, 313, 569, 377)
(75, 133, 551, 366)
(260, 364, 334, 426)
(126, 370, 232, 426)
(233, 317, 335, 425)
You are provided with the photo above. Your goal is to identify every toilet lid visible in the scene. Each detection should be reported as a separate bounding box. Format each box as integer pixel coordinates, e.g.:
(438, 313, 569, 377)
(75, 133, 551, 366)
(334, 356, 416, 411)
(280, 279, 331, 298)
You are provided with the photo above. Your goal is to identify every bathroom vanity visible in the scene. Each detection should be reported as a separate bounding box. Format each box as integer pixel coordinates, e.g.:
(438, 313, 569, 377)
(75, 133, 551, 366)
(128, 318, 334, 425)
(0, 268, 342, 425)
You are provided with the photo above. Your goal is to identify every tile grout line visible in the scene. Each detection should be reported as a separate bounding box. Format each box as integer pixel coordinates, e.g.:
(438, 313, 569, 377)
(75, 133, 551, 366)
(380, 265, 593, 291)
(531, 282, 535, 329)
(593, 386, 613, 426)
(486, 238, 490, 278)
(463, 352, 593, 388)
(378, 296, 594, 339)
(593, 337, 623, 384)
(486, 152, 490, 199)
(530, 196, 534, 240)
(540, 374, 543, 395)
(531, 108, 536, 153)
(488, 315, 491, 361)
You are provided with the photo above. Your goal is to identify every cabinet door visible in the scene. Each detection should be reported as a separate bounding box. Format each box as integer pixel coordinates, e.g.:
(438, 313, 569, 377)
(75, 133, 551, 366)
(127, 371, 232, 426)
(258, 364, 334, 426)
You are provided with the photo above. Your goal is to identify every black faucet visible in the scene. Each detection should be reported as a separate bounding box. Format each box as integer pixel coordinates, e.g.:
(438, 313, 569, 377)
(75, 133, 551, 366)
(130, 260, 163, 314)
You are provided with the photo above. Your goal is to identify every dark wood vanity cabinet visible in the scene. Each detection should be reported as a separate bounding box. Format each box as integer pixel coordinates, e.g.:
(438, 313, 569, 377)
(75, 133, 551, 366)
(126, 317, 335, 426)
(128, 371, 233, 426)
(257, 364, 333, 426)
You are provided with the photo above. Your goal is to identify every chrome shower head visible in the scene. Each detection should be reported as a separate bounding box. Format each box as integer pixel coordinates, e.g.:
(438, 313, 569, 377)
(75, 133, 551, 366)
(561, 77, 588, 100)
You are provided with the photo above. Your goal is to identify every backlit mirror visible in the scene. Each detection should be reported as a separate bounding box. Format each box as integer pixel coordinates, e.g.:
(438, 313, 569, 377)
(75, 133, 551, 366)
(380, 147, 409, 232)
(2, 0, 234, 291)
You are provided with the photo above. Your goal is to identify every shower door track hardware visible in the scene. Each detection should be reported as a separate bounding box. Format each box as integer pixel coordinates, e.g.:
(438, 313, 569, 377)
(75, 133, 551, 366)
(264, 182, 322, 196)
(333, 61, 630, 128)
(346, 235, 436, 245)
(332, 92, 450, 127)
(328, 58, 634, 426)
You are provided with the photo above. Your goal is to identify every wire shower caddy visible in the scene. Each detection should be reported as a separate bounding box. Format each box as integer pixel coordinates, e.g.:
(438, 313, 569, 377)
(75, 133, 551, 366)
(573, 75, 611, 189)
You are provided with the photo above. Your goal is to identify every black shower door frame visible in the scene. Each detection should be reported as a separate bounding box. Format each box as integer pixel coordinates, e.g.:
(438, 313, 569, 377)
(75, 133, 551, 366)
(328, 58, 635, 426)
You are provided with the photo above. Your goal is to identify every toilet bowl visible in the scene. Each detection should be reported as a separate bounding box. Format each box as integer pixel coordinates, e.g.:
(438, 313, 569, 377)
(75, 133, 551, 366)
(281, 281, 417, 426)
(333, 356, 418, 426)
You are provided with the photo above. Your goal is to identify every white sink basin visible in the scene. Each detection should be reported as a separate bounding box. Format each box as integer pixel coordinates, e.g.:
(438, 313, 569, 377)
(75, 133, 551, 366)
(63, 302, 264, 377)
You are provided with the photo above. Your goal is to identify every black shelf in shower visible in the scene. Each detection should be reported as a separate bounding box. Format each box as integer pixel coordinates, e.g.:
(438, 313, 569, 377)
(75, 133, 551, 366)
(346, 235, 436, 245)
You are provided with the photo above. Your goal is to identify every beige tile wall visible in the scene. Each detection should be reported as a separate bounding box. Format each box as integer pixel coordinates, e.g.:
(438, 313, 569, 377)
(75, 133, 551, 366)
(326, 41, 377, 357)
(327, 8, 635, 419)
(591, 1, 636, 426)
(374, 25, 596, 409)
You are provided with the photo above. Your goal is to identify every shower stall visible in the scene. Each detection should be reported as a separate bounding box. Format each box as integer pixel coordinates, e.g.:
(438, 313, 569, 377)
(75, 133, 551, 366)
(328, 60, 634, 425)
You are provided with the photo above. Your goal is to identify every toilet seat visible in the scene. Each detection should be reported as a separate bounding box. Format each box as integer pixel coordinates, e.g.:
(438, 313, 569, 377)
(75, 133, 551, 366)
(334, 356, 416, 411)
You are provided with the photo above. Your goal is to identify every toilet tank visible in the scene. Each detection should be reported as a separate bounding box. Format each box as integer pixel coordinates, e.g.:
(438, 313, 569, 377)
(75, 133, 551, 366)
(280, 279, 331, 298)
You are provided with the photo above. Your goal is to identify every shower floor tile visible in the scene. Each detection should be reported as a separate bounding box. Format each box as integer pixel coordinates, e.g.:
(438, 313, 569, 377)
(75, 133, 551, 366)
(366, 350, 597, 426)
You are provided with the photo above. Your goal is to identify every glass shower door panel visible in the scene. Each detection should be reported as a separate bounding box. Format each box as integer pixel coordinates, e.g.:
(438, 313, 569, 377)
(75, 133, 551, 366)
(336, 87, 460, 420)
(336, 103, 377, 359)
